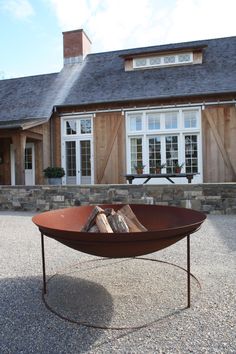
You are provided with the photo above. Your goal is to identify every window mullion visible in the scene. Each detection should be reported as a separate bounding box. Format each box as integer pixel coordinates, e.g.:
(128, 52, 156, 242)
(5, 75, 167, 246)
(161, 136, 166, 168)
(179, 132, 184, 171)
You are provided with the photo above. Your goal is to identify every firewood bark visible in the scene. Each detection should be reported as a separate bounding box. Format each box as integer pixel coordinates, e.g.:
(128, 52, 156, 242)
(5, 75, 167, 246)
(104, 208, 116, 217)
(96, 213, 114, 233)
(81, 206, 104, 232)
(118, 205, 147, 232)
(107, 213, 129, 233)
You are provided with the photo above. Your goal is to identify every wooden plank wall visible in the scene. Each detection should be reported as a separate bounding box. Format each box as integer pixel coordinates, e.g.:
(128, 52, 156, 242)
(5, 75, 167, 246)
(202, 105, 236, 182)
(52, 115, 62, 166)
(94, 112, 126, 184)
(0, 138, 11, 184)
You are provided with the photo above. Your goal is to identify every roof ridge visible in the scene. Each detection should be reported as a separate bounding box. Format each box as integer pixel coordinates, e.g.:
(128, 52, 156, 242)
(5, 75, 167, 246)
(87, 35, 236, 57)
(0, 72, 59, 82)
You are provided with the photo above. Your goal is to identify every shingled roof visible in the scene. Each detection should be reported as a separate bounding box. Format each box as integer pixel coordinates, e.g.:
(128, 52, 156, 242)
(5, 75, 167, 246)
(0, 36, 235, 127)
(0, 73, 59, 128)
(62, 36, 236, 106)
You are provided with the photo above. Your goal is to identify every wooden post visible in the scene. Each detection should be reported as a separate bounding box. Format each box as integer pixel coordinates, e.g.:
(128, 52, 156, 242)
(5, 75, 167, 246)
(12, 133, 26, 185)
(35, 140, 43, 184)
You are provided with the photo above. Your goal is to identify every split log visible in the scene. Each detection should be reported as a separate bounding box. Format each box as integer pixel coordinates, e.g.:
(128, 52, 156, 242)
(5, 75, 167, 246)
(107, 213, 129, 233)
(96, 213, 114, 233)
(88, 224, 100, 233)
(81, 206, 104, 232)
(82, 204, 147, 234)
(118, 205, 147, 232)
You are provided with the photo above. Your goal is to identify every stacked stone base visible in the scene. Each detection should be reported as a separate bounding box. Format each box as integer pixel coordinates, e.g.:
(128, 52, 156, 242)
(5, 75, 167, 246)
(0, 184, 236, 214)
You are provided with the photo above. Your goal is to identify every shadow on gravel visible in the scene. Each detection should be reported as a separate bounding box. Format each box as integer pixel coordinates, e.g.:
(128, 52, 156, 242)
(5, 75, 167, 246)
(44, 274, 114, 328)
(0, 275, 112, 354)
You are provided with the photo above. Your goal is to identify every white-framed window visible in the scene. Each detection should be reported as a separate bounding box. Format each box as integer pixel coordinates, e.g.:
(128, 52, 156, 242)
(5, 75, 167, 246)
(165, 111, 178, 129)
(147, 112, 161, 130)
(183, 110, 198, 128)
(61, 115, 93, 185)
(64, 116, 92, 136)
(126, 108, 202, 183)
(130, 137, 143, 173)
(129, 113, 143, 131)
(133, 52, 193, 69)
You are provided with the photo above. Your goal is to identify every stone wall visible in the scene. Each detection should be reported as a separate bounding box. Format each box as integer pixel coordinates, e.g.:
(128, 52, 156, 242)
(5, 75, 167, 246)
(0, 184, 236, 214)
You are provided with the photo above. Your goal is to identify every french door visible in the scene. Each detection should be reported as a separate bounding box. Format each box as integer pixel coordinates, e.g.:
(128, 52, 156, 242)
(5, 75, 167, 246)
(24, 143, 35, 185)
(63, 139, 92, 185)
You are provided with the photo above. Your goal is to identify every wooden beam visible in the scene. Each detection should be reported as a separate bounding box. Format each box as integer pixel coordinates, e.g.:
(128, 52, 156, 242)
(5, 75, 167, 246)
(24, 131, 43, 141)
(0, 129, 19, 138)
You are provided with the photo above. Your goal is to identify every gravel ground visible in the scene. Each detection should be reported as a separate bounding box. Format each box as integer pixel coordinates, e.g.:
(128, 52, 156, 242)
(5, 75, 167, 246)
(0, 211, 235, 354)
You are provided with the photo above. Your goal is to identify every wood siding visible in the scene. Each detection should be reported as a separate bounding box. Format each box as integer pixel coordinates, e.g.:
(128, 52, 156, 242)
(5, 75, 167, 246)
(94, 112, 126, 184)
(202, 105, 236, 182)
(0, 138, 11, 184)
(27, 123, 51, 184)
(51, 114, 61, 167)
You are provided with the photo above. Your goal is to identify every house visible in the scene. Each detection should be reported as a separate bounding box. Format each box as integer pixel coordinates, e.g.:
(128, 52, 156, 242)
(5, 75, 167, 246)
(0, 29, 235, 186)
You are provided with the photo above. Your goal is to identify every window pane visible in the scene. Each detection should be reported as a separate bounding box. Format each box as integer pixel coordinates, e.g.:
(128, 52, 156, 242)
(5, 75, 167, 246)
(185, 135, 198, 173)
(184, 111, 197, 128)
(147, 113, 160, 130)
(178, 53, 191, 63)
(66, 120, 77, 135)
(134, 58, 147, 67)
(25, 148, 32, 169)
(166, 135, 179, 173)
(80, 140, 91, 176)
(66, 141, 76, 176)
(81, 119, 91, 134)
(165, 112, 178, 129)
(149, 137, 162, 173)
(149, 57, 161, 66)
(130, 138, 143, 173)
(129, 115, 142, 131)
(164, 55, 176, 64)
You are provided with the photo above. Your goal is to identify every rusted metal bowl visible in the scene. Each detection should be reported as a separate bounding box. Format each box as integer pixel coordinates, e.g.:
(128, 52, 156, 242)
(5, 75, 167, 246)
(32, 204, 206, 258)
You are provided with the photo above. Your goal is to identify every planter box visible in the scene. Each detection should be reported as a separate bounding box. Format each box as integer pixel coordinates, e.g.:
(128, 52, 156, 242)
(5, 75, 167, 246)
(48, 178, 62, 185)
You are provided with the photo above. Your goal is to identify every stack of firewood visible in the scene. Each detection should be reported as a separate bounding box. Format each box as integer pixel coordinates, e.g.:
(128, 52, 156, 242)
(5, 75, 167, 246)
(82, 205, 147, 233)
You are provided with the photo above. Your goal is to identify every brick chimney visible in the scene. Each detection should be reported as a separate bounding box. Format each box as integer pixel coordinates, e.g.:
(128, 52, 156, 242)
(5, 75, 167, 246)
(63, 29, 91, 65)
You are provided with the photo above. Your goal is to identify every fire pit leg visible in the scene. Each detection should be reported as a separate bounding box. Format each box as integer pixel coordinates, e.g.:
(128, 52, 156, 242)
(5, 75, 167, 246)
(41, 233, 47, 294)
(187, 234, 190, 308)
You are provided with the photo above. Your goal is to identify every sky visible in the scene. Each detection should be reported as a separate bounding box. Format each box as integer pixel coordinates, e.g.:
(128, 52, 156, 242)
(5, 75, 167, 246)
(0, 0, 235, 79)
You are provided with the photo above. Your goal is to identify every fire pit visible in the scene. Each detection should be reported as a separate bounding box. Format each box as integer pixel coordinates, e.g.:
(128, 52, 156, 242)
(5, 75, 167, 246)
(32, 204, 206, 308)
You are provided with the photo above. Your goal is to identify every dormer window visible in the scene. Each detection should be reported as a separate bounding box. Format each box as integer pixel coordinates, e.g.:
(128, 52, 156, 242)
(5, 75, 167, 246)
(133, 52, 193, 69)
(122, 44, 206, 72)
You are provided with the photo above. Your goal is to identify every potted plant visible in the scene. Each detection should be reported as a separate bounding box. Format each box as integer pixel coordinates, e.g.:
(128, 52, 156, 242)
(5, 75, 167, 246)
(134, 162, 145, 175)
(155, 162, 166, 174)
(174, 162, 185, 174)
(43, 166, 65, 185)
